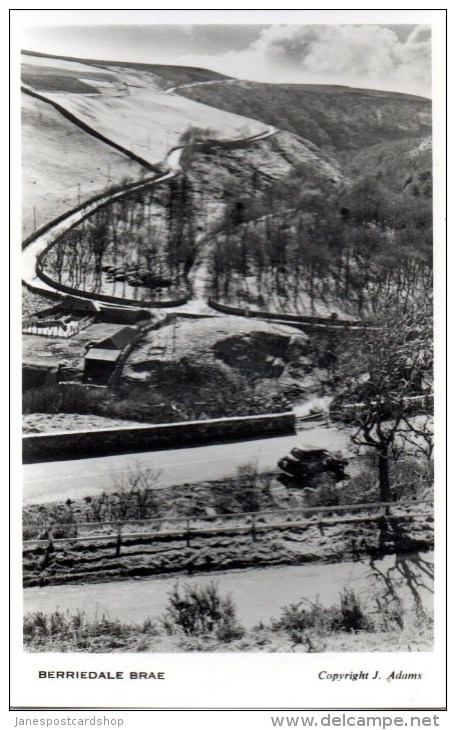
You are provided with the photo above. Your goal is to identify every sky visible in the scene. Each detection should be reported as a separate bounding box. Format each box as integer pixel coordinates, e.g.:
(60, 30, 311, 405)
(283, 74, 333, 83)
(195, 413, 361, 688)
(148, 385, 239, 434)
(20, 23, 431, 98)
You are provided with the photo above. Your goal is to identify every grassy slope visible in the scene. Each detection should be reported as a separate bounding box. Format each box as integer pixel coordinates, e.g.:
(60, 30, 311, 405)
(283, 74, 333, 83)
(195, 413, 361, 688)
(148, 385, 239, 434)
(22, 49, 231, 87)
(21, 92, 148, 235)
(122, 315, 309, 399)
(178, 81, 432, 156)
(22, 53, 262, 169)
(185, 128, 342, 193)
(23, 512, 433, 588)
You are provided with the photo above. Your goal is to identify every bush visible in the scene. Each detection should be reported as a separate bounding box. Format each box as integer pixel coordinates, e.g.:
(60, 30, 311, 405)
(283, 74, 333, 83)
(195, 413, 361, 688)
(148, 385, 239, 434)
(389, 457, 434, 502)
(336, 588, 373, 632)
(161, 582, 244, 642)
(271, 588, 373, 645)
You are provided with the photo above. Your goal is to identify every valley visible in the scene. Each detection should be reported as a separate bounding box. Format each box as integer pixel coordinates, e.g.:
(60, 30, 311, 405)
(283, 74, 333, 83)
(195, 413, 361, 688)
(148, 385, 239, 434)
(20, 47, 434, 655)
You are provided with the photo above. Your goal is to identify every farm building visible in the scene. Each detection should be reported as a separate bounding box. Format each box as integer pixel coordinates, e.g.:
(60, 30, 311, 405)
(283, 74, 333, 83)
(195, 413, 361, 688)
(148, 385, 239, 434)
(83, 325, 139, 383)
(83, 348, 122, 384)
(95, 326, 138, 350)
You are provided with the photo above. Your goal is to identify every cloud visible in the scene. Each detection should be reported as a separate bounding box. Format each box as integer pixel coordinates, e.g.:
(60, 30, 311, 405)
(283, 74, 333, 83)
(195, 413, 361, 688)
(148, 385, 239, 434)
(177, 24, 431, 96)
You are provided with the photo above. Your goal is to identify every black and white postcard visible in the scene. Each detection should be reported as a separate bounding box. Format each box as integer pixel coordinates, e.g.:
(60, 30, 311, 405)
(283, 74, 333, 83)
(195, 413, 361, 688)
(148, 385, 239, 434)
(10, 8, 447, 713)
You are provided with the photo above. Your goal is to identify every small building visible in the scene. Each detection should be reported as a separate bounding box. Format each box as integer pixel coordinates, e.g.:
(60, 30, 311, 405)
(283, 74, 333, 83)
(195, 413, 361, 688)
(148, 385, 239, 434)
(83, 348, 121, 384)
(83, 325, 138, 384)
(96, 326, 138, 350)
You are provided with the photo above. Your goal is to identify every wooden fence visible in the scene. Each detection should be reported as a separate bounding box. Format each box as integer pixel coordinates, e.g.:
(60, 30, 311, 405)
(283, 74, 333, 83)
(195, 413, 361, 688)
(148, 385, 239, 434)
(23, 500, 434, 555)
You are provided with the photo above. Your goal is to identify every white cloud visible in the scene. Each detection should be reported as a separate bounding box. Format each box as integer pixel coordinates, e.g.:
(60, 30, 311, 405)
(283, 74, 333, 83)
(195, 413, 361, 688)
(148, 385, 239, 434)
(177, 24, 431, 96)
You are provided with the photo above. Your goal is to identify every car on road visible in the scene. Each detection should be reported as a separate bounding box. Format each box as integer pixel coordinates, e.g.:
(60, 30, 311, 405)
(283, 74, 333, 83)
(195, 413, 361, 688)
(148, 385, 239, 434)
(278, 445, 349, 488)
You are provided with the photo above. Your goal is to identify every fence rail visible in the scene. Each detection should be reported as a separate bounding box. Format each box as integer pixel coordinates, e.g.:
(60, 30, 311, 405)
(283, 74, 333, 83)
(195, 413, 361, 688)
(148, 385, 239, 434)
(23, 499, 434, 551)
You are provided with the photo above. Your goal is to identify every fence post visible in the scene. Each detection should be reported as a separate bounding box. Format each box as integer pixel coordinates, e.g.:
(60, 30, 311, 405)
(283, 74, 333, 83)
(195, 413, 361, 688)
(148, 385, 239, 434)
(251, 514, 257, 542)
(47, 526, 54, 549)
(115, 523, 122, 557)
(186, 518, 191, 548)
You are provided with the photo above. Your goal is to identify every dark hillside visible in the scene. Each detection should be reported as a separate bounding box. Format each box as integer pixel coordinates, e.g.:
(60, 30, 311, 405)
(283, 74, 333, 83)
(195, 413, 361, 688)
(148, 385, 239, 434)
(178, 81, 431, 156)
(344, 136, 432, 198)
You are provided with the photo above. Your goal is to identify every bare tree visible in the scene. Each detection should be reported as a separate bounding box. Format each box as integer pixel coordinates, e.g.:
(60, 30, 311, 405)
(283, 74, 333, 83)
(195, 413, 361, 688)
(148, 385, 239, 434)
(330, 295, 433, 501)
(110, 461, 162, 520)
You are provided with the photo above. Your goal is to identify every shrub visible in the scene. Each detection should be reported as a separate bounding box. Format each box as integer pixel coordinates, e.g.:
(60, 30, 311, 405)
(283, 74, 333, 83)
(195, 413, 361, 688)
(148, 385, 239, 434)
(271, 598, 337, 639)
(161, 581, 244, 642)
(389, 457, 434, 502)
(271, 588, 373, 645)
(336, 588, 373, 632)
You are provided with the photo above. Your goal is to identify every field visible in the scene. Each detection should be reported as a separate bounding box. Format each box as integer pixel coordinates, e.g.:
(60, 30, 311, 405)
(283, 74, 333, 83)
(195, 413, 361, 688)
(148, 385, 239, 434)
(21, 92, 148, 235)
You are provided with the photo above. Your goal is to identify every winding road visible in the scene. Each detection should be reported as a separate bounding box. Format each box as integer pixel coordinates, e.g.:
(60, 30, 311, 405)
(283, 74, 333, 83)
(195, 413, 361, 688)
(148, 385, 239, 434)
(23, 552, 434, 628)
(22, 147, 181, 300)
(22, 106, 276, 308)
(23, 425, 350, 504)
(21, 83, 338, 505)
(164, 77, 236, 96)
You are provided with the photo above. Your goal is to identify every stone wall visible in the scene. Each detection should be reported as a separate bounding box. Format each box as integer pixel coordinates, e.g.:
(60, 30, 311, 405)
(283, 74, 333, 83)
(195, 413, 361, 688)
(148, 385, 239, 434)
(23, 412, 295, 463)
(207, 299, 366, 330)
(35, 265, 189, 309)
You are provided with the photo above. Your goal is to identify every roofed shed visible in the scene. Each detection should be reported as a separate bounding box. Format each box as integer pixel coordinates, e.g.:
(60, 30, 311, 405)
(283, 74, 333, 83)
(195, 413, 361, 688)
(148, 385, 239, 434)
(83, 348, 121, 384)
(96, 326, 138, 350)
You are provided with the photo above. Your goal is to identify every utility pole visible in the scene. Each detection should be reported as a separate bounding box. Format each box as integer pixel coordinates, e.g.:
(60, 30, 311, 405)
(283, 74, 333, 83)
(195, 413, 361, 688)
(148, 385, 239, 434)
(77, 183, 81, 205)
(33, 206, 36, 231)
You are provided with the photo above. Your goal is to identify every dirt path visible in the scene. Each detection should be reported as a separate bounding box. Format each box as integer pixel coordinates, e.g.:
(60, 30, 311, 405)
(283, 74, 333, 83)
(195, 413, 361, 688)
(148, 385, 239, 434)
(177, 124, 278, 313)
(164, 78, 235, 96)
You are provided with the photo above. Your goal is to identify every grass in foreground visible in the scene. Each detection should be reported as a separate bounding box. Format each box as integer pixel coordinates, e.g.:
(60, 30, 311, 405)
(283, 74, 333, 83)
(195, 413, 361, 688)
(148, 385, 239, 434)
(24, 582, 432, 653)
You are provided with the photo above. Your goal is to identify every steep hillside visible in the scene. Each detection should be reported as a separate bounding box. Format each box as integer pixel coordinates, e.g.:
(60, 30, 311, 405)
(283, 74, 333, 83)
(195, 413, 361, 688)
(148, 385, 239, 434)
(183, 129, 342, 226)
(345, 136, 432, 198)
(21, 53, 261, 169)
(178, 81, 432, 156)
(21, 91, 148, 236)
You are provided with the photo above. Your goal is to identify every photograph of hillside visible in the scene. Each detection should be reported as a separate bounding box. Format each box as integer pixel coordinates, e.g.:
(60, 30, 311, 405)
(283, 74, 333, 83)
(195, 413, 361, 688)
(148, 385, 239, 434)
(20, 19, 435, 658)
